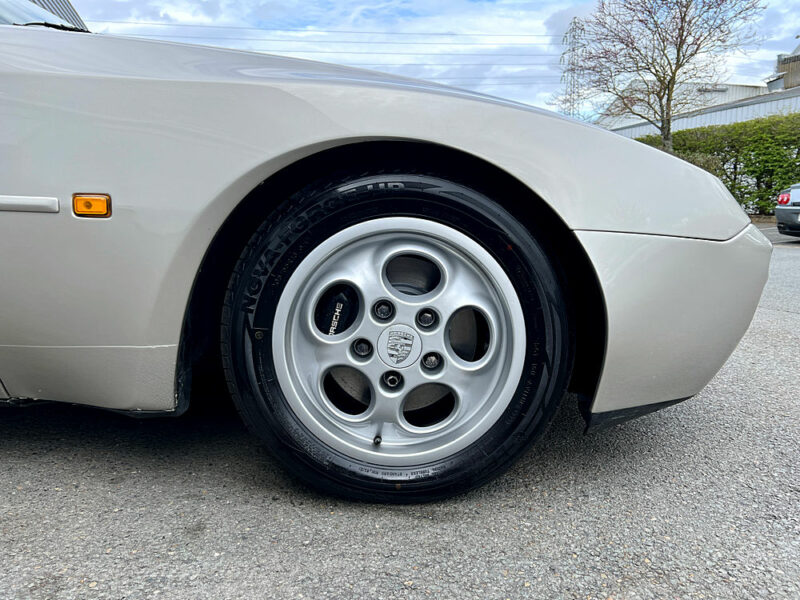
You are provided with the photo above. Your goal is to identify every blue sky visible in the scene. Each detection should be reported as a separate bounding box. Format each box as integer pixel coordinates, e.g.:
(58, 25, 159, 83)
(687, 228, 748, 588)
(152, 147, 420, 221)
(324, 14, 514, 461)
(71, 0, 800, 108)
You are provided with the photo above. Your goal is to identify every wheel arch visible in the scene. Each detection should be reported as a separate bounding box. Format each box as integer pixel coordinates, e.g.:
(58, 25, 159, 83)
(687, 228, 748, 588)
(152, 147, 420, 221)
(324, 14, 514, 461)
(175, 140, 606, 420)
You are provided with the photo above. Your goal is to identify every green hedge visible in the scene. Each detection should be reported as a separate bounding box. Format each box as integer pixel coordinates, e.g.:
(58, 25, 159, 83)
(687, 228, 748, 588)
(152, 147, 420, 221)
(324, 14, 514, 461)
(637, 113, 800, 214)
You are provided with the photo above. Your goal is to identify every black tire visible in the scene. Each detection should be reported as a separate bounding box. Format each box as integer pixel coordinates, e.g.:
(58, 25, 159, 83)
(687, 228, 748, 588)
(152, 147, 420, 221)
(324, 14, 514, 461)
(221, 171, 571, 503)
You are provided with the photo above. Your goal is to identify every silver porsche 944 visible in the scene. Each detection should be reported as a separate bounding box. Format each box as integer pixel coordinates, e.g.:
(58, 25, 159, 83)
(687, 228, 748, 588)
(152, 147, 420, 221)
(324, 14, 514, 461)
(1, 1, 772, 501)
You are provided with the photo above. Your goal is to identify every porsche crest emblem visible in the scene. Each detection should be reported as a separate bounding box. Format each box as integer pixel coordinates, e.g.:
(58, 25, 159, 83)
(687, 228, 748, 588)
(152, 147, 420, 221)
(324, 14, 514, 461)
(386, 330, 415, 364)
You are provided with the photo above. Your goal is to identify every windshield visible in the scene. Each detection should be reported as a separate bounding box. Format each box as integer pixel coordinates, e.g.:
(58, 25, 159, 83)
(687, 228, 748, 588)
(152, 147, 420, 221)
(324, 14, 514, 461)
(0, 0, 75, 27)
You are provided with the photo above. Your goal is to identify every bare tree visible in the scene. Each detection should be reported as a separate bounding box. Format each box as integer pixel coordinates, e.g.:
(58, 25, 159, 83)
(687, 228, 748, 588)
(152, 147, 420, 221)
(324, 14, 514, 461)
(561, 0, 765, 151)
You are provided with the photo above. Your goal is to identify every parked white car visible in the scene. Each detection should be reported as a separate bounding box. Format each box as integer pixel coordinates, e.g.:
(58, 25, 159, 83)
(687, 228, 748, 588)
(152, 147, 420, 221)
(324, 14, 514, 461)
(0, 0, 772, 501)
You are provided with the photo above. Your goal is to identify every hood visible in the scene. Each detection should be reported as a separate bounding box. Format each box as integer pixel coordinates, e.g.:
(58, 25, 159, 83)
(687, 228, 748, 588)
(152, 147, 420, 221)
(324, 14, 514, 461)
(1, 24, 564, 117)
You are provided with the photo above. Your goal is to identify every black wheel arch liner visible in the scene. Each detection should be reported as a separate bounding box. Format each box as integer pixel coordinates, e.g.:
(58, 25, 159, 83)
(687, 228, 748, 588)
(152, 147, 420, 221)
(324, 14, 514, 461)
(582, 397, 692, 432)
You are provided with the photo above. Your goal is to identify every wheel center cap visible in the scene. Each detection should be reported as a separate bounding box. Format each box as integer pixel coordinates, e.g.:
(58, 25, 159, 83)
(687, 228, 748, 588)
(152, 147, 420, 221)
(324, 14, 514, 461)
(377, 324, 422, 369)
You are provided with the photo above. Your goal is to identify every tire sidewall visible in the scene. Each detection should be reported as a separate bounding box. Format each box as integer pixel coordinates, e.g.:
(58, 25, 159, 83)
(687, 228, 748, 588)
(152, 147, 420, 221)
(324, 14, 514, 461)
(224, 173, 570, 501)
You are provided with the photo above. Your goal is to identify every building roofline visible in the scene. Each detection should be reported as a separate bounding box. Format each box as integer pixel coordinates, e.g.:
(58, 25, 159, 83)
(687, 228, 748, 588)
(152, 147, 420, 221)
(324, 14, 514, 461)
(611, 86, 800, 132)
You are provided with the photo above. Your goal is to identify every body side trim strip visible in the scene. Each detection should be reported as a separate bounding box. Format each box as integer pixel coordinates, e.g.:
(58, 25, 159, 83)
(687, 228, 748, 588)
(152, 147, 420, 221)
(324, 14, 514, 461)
(0, 195, 60, 213)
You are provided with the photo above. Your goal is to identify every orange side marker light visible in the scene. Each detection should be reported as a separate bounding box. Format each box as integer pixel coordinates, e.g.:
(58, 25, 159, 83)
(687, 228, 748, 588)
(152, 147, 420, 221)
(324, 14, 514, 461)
(73, 194, 111, 218)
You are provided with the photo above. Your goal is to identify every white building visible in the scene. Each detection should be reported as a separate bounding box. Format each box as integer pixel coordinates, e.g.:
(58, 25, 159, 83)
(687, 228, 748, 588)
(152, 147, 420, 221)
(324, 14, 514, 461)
(595, 83, 769, 131)
(610, 85, 800, 139)
(599, 43, 800, 139)
(766, 42, 800, 91)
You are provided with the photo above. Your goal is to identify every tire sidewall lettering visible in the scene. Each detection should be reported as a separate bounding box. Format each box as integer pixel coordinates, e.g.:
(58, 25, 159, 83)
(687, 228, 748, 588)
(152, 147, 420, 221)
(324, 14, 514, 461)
(225, 173, 570, 500)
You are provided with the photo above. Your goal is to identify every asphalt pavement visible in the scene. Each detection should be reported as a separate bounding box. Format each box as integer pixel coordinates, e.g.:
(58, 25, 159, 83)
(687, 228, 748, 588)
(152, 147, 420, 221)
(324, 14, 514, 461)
(1, 228, 798, 599)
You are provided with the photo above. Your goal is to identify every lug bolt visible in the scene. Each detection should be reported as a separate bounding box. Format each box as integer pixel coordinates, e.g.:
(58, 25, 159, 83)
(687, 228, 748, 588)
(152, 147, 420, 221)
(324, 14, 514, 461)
(352, 338, 373, 358)
(422, 352, 442, 370)
(416, 309, 437, 329)
(382, 371, 403, 389)
(373, 300, 395, 321)
(373, 435, 382, 446)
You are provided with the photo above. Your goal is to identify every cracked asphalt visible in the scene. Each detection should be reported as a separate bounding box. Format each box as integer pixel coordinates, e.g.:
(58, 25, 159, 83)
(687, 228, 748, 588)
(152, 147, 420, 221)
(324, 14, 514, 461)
(1, 227, 797, 599)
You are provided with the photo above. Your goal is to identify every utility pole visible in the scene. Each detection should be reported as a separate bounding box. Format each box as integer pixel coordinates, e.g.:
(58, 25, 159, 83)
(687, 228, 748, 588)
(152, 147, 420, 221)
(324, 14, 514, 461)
(559, 17, 585, 118)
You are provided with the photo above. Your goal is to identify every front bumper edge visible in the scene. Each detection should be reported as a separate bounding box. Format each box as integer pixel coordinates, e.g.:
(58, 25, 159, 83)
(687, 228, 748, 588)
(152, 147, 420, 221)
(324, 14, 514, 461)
(583, 396, 692, 433)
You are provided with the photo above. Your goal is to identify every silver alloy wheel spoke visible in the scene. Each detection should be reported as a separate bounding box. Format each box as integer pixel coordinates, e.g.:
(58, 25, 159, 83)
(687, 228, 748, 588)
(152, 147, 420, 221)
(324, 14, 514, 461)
(368, 388, 403, 426)
(272, 217, 526, 466)
(304, 243, 389, 314)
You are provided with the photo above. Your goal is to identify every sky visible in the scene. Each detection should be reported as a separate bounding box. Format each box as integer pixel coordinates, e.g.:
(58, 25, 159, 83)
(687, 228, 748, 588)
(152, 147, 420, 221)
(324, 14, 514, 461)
(70, 0, 800, 108)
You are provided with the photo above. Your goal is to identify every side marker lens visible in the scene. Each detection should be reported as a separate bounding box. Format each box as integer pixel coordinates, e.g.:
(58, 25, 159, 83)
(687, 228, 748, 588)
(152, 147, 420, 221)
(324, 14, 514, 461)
(73, 194, 111, 218)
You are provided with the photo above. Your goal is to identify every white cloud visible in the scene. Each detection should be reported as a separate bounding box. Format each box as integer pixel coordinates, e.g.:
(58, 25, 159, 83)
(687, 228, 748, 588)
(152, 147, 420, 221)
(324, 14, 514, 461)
(70, 0, 800, 108)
